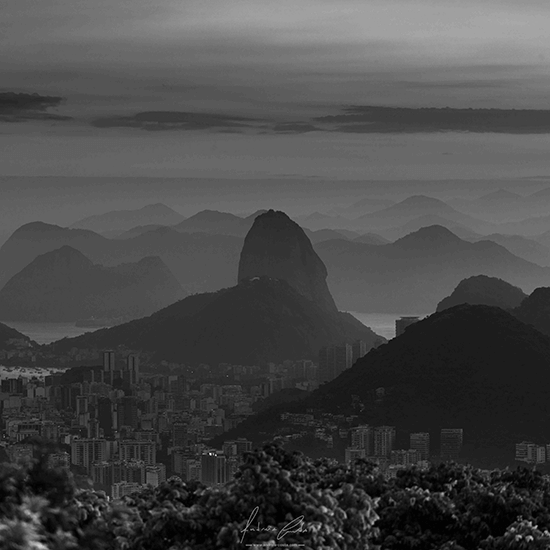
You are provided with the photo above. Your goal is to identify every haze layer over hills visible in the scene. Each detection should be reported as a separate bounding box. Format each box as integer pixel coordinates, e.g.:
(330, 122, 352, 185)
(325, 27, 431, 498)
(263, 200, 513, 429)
(0, 246, 184, 322)
(45, 210, 383, 363)
(316, 225, 550, 312)
(5, 192, 550, 319)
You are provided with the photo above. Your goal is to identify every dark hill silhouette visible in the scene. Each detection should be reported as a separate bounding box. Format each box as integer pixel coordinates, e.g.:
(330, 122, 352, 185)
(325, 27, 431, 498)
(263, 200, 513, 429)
(436, 275, 527, 312)
(0, 322, 36, 349)
(70, 203, 185, 233)
(220, 305, 550, 450)
(0, 246, 184, 322)
(45, 210, 384, 363)
(316, 305, 550, 443)
(513, 287, 550, 337)
(314, 225, 550, 312)
(239, 210, 337, 312)
(46, 277, 383, 364)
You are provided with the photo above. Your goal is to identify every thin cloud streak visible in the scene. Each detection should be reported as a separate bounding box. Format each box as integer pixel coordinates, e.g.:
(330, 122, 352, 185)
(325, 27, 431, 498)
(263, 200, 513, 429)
(316, 106, 550, 134)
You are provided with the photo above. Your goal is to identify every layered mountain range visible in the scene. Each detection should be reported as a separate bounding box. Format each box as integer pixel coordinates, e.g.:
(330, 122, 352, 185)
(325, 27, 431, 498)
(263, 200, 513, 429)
(5, 197, 550, 317)
(0, 222, 243, 295)
(315, 225, 550, 312)
(0, 246, 185, 322)
(71, 203, 185, 235)
(46, 210, 383, 363)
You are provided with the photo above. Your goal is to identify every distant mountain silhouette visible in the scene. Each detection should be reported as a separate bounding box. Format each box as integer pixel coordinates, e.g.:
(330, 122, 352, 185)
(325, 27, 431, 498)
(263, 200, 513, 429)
(114, 224, 166, 240)
(0, 222, 243, 295)
(307, 229, 353, 243)
(294, 212, 355, 231)
(353, 233, 389, 245)
(70, 203, 185, 234)
(498, 214, 550, 237)
(379, 214, 480, 241)
(0, 222, 109, 289)
(47, 277, 383, 364)
(46, 211, 384, 363)
(436, 275, 527, 312)
(451, 188, 550, 225)
(0, 246, 184, 322)
(174, 209, 258, 237)
(221, 305, 550, 450)
(470, 234, 550, 267)
(238, 210, 337, 312)
(314, 225, 550, 312)
(356, 195, 493, 233)
(513, 287, 550, 337)
(99, 227, 243, 294)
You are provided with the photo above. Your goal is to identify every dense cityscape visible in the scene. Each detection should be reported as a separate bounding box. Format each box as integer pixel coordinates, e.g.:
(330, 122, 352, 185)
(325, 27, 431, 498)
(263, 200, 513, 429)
(0, 314, 474, 505)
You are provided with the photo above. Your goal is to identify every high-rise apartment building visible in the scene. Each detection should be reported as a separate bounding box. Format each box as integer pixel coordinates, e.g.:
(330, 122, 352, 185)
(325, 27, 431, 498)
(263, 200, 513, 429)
(410, 432, 430, 460)
(373, 426, 396, 457)
(350, 425, 373, 454)
(319, 343, 353, 383)
(71, 438, 107, 471)
(127, 354, 140, 385)
(118, 396, 139, 430)
(352, 340, 368, 364)
(119, 440, 156, 465)
(440, 428, 463, 461)
(201, 450, 227, 486)
(103, 350, 116, 384)
(516, 441, 545, 464)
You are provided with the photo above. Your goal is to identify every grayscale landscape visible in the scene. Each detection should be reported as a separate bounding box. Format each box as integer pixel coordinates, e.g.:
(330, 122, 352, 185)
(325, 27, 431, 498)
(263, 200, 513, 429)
(2, 2, 550, 549)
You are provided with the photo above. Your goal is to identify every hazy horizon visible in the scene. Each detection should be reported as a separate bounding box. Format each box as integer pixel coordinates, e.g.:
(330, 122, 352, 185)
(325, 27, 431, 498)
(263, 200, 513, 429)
(3, 1, 550, 197)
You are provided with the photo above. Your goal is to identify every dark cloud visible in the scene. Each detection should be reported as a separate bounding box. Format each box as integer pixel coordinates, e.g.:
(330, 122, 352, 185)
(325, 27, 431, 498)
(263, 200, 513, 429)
(0, 92, 71, 122)
(316, 105, 550, 134)
(91, 111, 260, 131)
(271, 123, 323, 134)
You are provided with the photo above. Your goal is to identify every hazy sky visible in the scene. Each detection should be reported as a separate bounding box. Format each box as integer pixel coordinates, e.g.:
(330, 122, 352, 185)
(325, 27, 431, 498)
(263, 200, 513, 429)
(2, 0, 550, 180)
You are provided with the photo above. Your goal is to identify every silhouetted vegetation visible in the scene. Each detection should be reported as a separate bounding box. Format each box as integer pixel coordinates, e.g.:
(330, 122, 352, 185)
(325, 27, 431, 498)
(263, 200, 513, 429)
(5, 444, 550, 548)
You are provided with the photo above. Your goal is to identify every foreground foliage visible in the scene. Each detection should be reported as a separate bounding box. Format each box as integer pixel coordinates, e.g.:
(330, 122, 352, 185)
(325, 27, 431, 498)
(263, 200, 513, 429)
(2, 445, 550, 549)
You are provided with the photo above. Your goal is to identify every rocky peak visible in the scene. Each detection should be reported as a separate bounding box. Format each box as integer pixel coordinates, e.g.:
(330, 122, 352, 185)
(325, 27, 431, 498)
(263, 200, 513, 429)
(238, 210, 338, 312)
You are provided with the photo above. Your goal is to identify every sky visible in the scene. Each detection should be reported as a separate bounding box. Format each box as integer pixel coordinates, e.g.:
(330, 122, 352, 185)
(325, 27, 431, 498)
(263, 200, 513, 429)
(2, 0, 550, 208)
